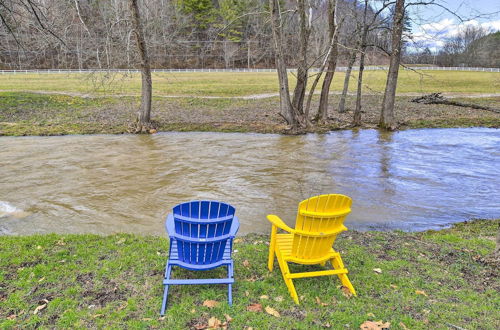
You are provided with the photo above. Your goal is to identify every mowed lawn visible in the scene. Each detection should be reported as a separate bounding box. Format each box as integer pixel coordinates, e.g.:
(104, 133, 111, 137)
(0, 70, 499, 97)
(0, 220, 498, 328)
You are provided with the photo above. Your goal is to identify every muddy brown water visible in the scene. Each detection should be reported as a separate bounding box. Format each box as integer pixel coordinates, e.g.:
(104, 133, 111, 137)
(1, 128, 499, 236)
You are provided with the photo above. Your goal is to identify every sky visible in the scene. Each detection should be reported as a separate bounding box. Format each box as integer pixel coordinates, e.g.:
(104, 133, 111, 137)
(407, 0, 500, 52)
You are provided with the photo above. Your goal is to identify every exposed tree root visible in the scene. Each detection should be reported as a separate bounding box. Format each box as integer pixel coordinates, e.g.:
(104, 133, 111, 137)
(127, 119, 158, 134)
(411, 93, 500, 114)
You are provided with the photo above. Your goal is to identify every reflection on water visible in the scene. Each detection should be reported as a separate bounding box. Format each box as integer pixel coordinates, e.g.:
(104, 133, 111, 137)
(0, 128, 499, 235)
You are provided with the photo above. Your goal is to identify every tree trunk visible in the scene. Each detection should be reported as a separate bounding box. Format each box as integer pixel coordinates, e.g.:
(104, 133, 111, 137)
(379, 0, 405, 130)
(338, 49, 357, 113)
(129, 0, 152, 131)
(353, 44, 366, 126)
(316, 0, 337, 123)
(352, 2, 368, 127)
(269, 0, 294, 126)
(291, 0, 310, 123)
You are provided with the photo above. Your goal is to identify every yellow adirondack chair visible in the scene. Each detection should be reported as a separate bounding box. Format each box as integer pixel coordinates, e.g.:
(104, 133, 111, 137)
(267, 194, 356, 304)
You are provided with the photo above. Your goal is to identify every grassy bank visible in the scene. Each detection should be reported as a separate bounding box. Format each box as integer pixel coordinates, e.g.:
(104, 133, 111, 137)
(1, 220, 498, 329)
(1, 92, 499, 136)
(1, 70, 499, 96)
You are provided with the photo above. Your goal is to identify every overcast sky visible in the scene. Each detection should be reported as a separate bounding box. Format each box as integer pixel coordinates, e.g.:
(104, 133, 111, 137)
(407, 0, 500, 51)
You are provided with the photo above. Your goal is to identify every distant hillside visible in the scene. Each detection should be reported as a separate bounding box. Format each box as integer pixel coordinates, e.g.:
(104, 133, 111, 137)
(466, 31, 500, 67)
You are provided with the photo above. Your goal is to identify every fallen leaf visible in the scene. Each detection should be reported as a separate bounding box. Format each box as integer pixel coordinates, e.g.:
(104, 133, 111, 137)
(390, 284, 398, 289)
(341, 286, 353, 298)
(274, 296, 284, 302)
(243, 259, 250, 267)
(245, 290, 250, 297)
(193, 323, 207, 330)
(33, 299, 49, 315)
(399, 322, 409, 330)
(234, 238, 242, 243)
(142, 318, 152, 321)
(224, 314, 233, 322)
(359, 320, 391, 330)
(315, 296, 329, 306)
(7, 314, 16, 320)
(55, 239, 66, 246)
(265, 306, 280, 317)
(92, 314, 104, 318)
(415, 290, 428, 297)
(203, 300, 219, 308)
(260, 295, 269, 300)
(373, 268, 382, 274)
(208, 317, 222, 328)
(116, 238, 126, 245)
(158, 316, 166, 321)
(367, 313, 375, 318)
(190, 308, 196, 313)
(149, 129, 157, 134)
(246, 303, 262, 312)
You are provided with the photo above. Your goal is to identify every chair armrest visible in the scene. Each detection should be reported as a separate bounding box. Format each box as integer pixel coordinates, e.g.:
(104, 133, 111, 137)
(229, 216, 240, 237)
(165, 213, 176, 237)
(267, 214, 294, 233)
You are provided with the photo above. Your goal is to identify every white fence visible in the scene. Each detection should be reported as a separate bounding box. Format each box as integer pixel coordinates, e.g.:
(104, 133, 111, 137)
(0, 66, 498, 74)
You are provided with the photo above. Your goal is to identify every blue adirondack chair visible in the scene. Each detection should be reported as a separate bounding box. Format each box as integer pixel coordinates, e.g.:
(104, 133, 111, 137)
(160, 200, 239, 315)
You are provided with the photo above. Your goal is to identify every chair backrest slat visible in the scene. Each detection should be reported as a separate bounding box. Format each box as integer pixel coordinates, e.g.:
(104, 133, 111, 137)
(291, 194, 352, 260)
(172, 200, 235, 265)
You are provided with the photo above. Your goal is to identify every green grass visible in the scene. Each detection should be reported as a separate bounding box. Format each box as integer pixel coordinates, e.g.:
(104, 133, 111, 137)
(0, 92, 126, 136)
(0, 70, 499, 97)
(1, 220, 498, 329)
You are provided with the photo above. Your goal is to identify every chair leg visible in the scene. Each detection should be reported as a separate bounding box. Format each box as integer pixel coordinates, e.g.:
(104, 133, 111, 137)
(160, 264, 173, 315)
(277, 255, 299, 304)
(268, 225, 277, 272)
(227, 263, 233, 306)
(331, 255, 356, 296)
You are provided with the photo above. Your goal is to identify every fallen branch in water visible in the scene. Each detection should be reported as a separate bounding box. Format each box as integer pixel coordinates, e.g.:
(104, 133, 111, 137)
(411, 93, 500, 114)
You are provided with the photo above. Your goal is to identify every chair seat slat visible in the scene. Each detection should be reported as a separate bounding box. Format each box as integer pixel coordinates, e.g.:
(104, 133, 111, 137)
(174, 214, 233, 223)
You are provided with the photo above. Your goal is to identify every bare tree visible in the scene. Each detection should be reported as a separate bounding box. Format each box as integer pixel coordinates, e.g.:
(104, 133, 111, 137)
(338, 1, 361, 113)
(315, 0, 338, 123)
(290, 0, 311, 125)
(352, 0, 370, 127)
(269, 0, 310, 130)
(129, 0, 153, 132)
(338, 47, 357, 113)
(380, 0, 405, 130)
(353, 0, 393, 126)
(269, 0, 294, 126)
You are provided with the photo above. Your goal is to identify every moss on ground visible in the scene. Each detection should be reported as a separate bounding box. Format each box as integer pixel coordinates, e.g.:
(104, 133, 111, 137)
(1, 219, 498, 329)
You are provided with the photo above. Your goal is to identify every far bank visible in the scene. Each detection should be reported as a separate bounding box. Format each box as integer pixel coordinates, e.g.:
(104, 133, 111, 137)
(1, 92, 499, 136)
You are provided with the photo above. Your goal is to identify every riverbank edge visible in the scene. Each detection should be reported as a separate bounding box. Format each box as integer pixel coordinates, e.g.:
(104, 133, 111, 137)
(1, 219, 498, 328)
(1, 92, 499, 136)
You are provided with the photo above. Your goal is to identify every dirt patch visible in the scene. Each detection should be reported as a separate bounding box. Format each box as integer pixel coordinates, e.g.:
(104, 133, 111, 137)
(79, 273, 129, 307)
(280, 307, 307, 320)
(186, 315, 210, 329)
